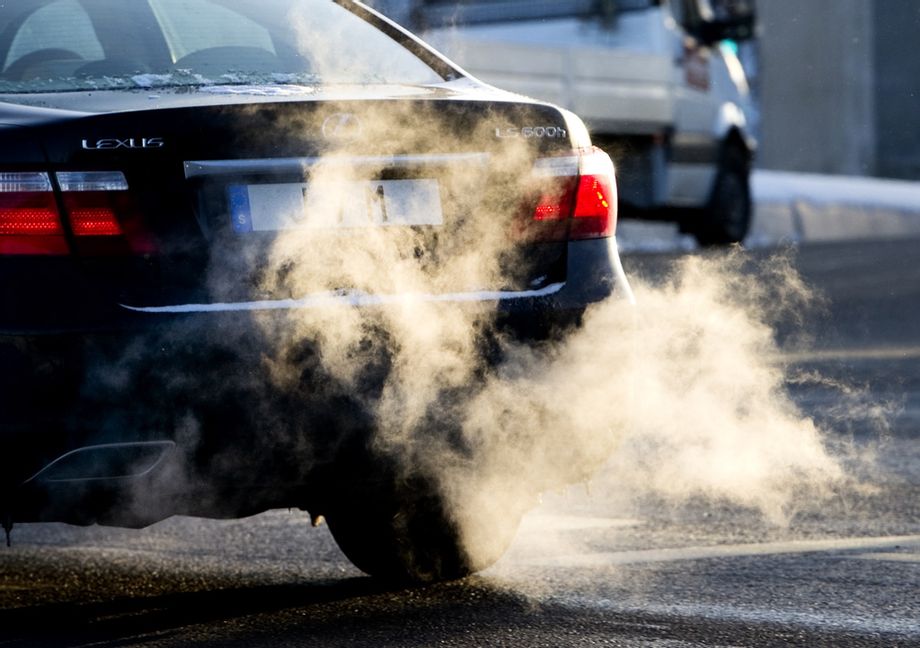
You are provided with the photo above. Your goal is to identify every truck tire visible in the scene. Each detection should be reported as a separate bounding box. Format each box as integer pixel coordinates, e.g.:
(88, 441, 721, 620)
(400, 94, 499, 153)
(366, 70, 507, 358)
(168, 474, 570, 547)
(692, 146, 752, 246)
(323, 469, 518, 584)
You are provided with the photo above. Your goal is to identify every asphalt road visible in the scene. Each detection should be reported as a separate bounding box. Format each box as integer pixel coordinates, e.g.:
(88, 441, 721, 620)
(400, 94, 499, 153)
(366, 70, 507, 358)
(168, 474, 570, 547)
(2, 237, 919, 647)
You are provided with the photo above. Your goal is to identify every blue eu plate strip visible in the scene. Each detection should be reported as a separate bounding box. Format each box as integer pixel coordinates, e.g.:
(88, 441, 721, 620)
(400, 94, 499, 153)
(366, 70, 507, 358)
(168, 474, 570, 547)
(228, 185, 252, 233)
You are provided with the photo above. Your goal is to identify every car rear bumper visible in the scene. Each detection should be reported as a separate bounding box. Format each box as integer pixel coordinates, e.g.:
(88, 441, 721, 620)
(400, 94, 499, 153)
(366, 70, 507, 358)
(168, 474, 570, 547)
(1, 237, 632, 524)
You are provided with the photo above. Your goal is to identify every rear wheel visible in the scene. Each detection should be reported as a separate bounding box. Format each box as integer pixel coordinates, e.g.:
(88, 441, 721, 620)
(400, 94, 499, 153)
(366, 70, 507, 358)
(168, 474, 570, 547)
(323, 467, 520, 584)
(690, 146, 752, 246)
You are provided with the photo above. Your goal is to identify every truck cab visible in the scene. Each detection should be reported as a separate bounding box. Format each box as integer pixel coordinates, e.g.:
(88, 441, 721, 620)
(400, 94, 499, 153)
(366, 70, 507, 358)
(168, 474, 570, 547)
(376, 0, 758, 245)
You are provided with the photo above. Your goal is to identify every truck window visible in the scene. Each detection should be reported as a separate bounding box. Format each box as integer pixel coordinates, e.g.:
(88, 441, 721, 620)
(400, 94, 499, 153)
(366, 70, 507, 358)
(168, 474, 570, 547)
(669, 0, 756, 44)
(416, 0, 657, 27)
(671, 0, 713, 37)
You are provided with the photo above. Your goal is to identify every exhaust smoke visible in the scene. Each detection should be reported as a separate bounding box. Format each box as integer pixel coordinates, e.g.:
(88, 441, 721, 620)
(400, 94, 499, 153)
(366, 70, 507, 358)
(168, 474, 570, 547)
(66, 99, 871, 579)
(222, 101, 856, 571)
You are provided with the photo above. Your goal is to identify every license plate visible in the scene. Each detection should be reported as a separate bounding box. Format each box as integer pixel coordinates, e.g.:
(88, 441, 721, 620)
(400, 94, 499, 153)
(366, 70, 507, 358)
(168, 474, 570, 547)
(228, 179, 443, 233)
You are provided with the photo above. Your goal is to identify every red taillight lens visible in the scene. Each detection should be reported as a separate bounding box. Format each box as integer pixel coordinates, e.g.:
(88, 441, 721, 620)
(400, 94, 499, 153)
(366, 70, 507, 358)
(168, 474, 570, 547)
(0, 192, 62, 234)
(0, 173, 68, 255)
(533, 185, 575, 222)
(63, 193, 125, 236)
(570, 170, 617, 240)
(58, 171, 153, 254)
(59, 171, 126, 237)
(525, 147, 618, 242)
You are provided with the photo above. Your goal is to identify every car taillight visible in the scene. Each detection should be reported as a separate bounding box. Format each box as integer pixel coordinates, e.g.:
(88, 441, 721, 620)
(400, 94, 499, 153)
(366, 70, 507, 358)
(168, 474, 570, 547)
(0, 171, 152, 255)
(0, 172, 68, 255)
(570, 148, 617, 240)
(59, 171, 153, 254)
(58, 172, 126, 236)
(523, 147, 618, 242)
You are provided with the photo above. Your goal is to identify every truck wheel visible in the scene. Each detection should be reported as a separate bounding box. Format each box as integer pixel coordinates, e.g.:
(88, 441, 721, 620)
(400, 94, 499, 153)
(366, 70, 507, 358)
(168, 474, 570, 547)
(692, 147, 751, 246)
(324, 471, 518, 584)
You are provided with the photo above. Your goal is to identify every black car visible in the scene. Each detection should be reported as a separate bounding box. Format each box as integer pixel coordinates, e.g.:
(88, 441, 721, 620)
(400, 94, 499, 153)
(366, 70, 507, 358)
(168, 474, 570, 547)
(0, 0, 631, 582)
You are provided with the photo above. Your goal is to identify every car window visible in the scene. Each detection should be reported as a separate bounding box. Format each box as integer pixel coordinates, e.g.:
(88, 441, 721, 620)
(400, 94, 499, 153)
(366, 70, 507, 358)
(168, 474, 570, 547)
(0, 0, 444, 93)
(2, 0, 104, 71)
(148, 0, 276, 64)
(287, 1, 440, 85)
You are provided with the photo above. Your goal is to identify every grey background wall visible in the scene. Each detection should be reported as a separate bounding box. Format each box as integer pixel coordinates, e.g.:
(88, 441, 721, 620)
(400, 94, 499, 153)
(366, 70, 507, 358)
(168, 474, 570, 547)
(756, 0, 875, 176)
(704, 0, 920, 179)
(871, 1, 920, 180)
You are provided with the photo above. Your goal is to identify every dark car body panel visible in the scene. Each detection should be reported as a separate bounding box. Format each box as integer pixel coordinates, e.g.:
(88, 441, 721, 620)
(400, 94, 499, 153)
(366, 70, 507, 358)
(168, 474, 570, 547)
(0, 2, 630, 530)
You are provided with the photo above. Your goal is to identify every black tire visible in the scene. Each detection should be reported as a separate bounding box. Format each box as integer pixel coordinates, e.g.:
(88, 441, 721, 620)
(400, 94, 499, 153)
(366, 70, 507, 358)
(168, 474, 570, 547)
(691, 146, 752, 246)
(323, 468, 520, 584)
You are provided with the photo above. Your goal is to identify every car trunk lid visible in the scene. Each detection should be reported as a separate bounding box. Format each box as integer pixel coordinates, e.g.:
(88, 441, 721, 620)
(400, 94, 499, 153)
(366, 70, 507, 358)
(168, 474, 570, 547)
(32, 94, 587, 313)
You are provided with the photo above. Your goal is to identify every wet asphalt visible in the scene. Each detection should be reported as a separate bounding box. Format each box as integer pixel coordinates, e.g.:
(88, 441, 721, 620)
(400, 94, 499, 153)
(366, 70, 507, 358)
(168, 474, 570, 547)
(1, 237, 919, 647)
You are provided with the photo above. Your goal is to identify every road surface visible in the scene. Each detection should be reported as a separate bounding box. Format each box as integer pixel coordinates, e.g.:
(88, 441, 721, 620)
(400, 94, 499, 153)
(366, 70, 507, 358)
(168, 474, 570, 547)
(1, 237, 918, 647)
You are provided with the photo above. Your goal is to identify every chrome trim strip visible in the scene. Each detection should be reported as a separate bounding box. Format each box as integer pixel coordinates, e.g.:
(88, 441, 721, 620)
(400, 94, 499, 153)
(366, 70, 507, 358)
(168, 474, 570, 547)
(184, 153, 491, 178)
(26, 441, 176, 484)
(119, 283, 565, 314)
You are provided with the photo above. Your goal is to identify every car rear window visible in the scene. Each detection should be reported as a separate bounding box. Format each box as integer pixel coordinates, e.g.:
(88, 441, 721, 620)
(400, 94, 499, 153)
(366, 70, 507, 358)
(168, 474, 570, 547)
(0, 0, 444, 93)
(3, 0, 105, 70)
(149, 0, 278, 63)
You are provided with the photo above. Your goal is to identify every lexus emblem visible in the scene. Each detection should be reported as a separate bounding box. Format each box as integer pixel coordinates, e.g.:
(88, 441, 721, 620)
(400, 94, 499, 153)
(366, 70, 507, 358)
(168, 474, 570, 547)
(321, 113, 363, 140)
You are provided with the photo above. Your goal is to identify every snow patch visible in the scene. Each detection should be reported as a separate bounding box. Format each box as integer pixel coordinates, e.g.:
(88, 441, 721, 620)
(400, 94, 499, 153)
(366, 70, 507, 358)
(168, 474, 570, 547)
(197, 84, 317, 96)
(130, 74, 175, 88)
(119, 283, 566, 314)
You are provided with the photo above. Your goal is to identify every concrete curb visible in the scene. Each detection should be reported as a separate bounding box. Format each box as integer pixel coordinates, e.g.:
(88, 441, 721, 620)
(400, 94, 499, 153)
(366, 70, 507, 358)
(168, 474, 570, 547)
(617, 170, 920, 253)
(749, 170, 920, 245)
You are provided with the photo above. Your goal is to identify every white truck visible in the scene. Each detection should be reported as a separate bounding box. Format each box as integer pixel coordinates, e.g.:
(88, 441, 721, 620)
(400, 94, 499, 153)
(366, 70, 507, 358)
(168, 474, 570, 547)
(374, 0, 758, 245)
